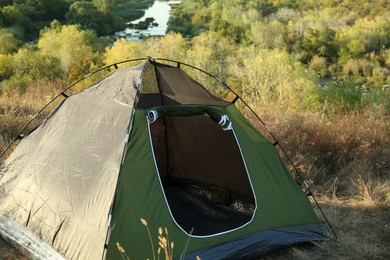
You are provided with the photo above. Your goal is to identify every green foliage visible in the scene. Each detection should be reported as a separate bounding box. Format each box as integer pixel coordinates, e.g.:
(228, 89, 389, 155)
(0, 0, 154, 41)
(0, 4, 31, 28)
(0, 28, 18, 54)
(104, 38, 145, 65)
(2, 45, 62, 92)
(229, 47, 320, 110)
(361, 87, 390, 115)
(113, 0, 154, 22)
(165, 0, 390, 115)
(0, 0, 388, 119)
(336, 17, 390, 61)
(309, 55, 328, 78)
(65, 1, 112, 36)
(301, 27, 338, 62)
(0, 0, 70, 40)
(320, 80, 364, 113)
(0, 54, 13, 80)
(104, 32, 188, 65)
(38, 23, 99, 80)
(187, 31, 234, 78)
(93, 0, 114, 15)
(246, 20, 287, 49)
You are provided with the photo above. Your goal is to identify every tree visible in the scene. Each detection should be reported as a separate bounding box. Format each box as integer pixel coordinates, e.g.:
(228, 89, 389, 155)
(337, 16, 390, 56)
(1, 5, 27, 27)
(11, 45, 62, 82)
(104, 38, 144, 66)
(0, 28, 18, 54)
(38, 24, 97, 80)
(0, 1, 14, 8)
(228, 47, 320, 110)
(27, 0, 70, 22)
(0, 54, 13, 81)
(65, 1, 111, 36)
(309, 55, 328, 77)
(186, 31, 236, 97)
(294, 26, 338, 63)
(347, 39, 366, 58)
(247, 20, 287, 49)
(187, 31, 235, 78)
(0, 45, 63, 91)
(0, 10, 3, 27)
(151, 32, 187, 61)
(93, 0, 114, 15)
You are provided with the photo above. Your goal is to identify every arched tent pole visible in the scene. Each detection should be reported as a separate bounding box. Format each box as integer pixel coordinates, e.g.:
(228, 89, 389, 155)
(1, 57, 337, 240)
(0, 58, 147, 160)
(153, 57, 338, 240)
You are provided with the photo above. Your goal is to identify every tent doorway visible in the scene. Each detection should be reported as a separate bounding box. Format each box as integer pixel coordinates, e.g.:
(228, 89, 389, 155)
(148, 112, 256, 236)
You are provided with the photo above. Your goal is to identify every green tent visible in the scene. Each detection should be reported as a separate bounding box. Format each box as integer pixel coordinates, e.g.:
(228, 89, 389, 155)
(0, 58, 329, 259)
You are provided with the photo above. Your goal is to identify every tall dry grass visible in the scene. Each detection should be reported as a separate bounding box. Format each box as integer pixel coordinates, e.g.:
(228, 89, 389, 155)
(257, 106, 390, 260)
(0, 80, 65, 162)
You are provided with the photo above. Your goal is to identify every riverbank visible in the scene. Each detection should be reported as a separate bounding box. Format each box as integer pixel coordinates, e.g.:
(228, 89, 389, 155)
(115, 0, 182, 40)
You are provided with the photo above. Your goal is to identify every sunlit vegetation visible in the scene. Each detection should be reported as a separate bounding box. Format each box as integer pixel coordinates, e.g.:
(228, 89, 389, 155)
(168, 0, 390, 93)
(0, 0, 154, 40)
(0, 0, 389, 259)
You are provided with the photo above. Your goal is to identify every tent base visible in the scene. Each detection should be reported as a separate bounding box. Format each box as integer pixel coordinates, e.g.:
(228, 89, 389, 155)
(184, 224, 329, 259)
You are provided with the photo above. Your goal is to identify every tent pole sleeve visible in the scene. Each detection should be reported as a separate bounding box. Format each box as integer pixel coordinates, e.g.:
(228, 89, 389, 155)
(101, 60, 149, 259)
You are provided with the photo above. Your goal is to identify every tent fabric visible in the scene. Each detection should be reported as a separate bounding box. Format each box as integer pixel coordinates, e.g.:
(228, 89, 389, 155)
(0, 60, 329, 260)
(0, 67, 142, 259)
(184, 224, 327, 259)
(105, 104, 328, 259)
(154, 64, 228, 106)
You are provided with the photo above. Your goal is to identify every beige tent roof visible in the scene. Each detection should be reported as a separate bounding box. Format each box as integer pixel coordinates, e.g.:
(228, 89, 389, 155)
(0, 66, 142, 259)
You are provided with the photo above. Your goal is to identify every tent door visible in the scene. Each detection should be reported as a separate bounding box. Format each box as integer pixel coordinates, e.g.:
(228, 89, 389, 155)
(147, 113, 256, 237)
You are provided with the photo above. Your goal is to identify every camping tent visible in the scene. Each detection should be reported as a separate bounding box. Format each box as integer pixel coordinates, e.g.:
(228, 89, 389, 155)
(0, 58, 329, 259)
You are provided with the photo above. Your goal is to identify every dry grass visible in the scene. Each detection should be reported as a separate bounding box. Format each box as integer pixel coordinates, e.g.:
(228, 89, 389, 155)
(0, 79, 71, 163)
(256, 105, 390, 260)
(262, 196, 390, 260)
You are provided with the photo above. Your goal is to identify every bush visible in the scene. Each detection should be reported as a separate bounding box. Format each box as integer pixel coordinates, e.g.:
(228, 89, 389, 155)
(309, 55, 328, 77)
(320, 80, 363, 113)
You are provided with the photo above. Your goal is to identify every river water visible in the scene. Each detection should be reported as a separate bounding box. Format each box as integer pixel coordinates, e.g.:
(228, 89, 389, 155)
(115, 0, 181, 40)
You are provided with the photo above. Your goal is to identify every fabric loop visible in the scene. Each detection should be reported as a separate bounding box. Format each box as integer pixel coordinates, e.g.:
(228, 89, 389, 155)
(148, 110, 159, 123)
(218, 115, 227, 126)
(223, 121, 233, 131)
